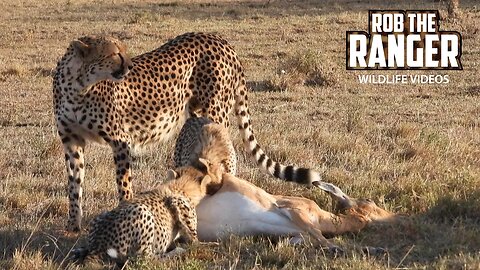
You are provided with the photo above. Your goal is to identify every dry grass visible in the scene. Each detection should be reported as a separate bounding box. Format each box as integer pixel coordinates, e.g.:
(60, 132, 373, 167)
(447, 0, 461, 19)
(0, 0, 479, 269)
(265, 50, 337, 92)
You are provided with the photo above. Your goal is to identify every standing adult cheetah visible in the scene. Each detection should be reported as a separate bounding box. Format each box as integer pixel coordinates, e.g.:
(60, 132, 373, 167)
(53, 32, 328, 232)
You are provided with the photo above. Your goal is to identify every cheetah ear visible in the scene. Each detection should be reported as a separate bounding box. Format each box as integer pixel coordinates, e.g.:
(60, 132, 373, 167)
(71, 40, 91, 59)
(192, 158, 211, 175)
(166, 169, 179, 180)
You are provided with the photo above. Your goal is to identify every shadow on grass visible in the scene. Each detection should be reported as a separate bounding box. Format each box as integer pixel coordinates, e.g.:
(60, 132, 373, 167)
(0, 226, 83, 267)
(354, 190, 480, 267)
(247, 80, 274, 92)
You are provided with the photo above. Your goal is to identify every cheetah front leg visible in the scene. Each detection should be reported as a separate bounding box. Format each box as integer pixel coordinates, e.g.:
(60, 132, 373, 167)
(111, 140, 133, 201)
(62, 137, 86, 232)
(150, 200, 199, 261)
(165, 197, 199, 243)
(174, 205, 198, 244)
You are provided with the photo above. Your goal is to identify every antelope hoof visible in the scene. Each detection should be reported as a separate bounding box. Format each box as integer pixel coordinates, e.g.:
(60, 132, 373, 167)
(362, 246, 388, 257)
(198, 241, 220, 247)
(326, 246, 344, 257)
(164, 247, 187, 258)
(288, 235, 305, 246)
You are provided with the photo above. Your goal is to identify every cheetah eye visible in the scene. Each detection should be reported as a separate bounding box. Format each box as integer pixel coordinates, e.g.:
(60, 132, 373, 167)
(102, 53, 119, 60)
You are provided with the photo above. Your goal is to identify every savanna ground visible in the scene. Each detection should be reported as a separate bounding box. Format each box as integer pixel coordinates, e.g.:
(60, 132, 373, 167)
(0, 0, 479, 269)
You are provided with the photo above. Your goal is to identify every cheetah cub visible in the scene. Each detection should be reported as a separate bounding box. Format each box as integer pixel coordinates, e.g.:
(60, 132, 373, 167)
(73, 158, 218, 264)
(174, 116, 236, 175)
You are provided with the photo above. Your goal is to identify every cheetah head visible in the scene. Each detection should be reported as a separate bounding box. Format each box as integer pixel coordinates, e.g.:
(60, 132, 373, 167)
(167, 158, 223, 206)
(71, 36, 133, 84)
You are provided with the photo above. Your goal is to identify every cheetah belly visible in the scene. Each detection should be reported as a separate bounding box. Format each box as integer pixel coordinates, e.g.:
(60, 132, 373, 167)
(196, 192, 302, 242)
(125, 116, 186, 146)
(124, 103, 190, 146)
(70, 122, 108, 144)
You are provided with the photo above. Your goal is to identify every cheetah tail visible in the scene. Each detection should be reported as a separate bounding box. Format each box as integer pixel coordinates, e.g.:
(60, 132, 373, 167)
(70, 247, 90, 263)
(70, 247, 127, 268)
(106, 248, 129, 267)
(234, 82, 350, 198)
